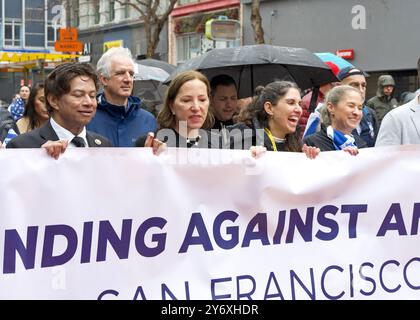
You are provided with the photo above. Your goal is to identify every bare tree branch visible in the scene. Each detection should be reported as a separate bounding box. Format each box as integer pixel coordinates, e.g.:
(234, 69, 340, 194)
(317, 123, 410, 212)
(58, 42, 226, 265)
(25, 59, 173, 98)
(116, 0, 178, 58)
(134, 0, 149, 7)
(115, 0, 145, 16)
(251, 0, 265, 44)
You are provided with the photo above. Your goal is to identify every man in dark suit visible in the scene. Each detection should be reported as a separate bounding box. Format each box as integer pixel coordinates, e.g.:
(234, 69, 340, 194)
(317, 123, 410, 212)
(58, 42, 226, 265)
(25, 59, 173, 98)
(7, 62, 112, 158)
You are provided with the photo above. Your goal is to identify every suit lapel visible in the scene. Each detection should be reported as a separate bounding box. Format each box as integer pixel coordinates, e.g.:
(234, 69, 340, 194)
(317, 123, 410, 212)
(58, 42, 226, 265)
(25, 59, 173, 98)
(39, 121, 60, 142)
(86, 132, 104, 147)
(410, 99, 420, 139)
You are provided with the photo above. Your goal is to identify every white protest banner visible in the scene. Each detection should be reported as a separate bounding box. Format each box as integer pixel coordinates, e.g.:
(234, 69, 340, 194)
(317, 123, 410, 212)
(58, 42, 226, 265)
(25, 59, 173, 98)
(0, 145, 420, 300)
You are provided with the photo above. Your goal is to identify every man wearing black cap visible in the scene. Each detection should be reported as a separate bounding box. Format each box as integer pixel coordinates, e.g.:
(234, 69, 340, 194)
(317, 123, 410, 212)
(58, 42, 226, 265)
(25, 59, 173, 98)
(336, 67, 379, 147)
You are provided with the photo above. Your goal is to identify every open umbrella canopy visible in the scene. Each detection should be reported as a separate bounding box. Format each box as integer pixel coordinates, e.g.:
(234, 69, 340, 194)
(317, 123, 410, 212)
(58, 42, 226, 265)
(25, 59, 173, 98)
(314, 52, 354, 76)
(134, 63, 170, 82)
(165, 44, 338, 98)
(133, 59, 175, 116)
(136, 58, 176, 74)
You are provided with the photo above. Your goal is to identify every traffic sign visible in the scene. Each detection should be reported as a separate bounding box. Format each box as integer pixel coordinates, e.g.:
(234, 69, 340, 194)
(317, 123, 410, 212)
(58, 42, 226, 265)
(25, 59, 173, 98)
(55, 27, 83, 52)
(55, 41, 83, 52)
(59, 28, 78, 41)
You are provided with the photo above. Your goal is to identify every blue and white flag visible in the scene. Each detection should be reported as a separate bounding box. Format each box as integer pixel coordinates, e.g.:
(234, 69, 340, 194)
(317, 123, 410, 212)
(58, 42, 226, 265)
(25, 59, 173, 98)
(2, 128, 18, 146)
(303, 103, 324, 138)
(8, 97, 25, 121)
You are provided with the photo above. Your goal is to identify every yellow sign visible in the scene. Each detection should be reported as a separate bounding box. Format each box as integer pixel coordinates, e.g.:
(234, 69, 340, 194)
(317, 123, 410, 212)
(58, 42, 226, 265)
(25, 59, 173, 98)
(0, 52, 79, 63)
(205, 18, 240, 41)
(103, 40, 124, 53)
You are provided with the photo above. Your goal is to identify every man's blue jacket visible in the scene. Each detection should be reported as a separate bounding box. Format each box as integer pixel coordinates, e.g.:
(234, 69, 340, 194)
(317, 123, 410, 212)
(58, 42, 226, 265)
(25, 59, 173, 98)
(87, 93, 157, 147)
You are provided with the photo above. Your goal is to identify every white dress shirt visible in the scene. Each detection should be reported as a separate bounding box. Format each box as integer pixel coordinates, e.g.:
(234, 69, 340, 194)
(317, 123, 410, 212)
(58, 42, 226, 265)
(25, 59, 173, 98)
(50, 117, 89, 148)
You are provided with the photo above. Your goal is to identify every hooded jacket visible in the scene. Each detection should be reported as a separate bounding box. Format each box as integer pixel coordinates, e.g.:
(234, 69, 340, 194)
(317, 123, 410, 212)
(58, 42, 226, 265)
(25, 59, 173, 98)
(87, 93, 157, 147)
(366, 75, 398, 127)
(375, 91, 420, 146)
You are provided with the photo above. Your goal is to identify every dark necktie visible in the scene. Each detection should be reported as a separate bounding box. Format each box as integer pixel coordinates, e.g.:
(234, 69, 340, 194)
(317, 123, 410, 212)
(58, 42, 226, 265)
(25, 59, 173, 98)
(71, 136, 86, 148)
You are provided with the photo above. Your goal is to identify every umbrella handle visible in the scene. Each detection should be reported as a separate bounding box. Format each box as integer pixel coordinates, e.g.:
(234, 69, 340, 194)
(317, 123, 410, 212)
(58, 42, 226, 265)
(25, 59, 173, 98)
(237, 65, 246, 98)
(308, 86, 320, 113)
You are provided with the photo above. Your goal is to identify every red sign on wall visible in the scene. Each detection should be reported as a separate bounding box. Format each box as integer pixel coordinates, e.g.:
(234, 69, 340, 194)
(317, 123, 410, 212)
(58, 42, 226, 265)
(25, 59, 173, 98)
(335, 49, 355, 60)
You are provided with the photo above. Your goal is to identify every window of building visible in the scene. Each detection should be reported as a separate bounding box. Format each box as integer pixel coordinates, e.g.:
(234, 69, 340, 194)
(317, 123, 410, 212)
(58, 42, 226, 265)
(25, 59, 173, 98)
(176, 33, 240, 64)
(4, 19, 22, 47)
(124, 0, 130, 19)
(109, 0, 115, 21)
(94, 2, 101, 24)
(72, 0, 80, 27)
(47, 22, 59, 47)
(176, 33, 203, 64)
(178, 0, 199, 5)
(25, 0, 45, 47)
(47, 0, 62, 47)
(5, 0, 22, 19)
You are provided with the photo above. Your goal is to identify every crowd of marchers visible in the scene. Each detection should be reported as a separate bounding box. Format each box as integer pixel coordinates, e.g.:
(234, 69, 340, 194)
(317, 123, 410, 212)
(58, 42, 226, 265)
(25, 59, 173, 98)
(0, 47, 419, 161)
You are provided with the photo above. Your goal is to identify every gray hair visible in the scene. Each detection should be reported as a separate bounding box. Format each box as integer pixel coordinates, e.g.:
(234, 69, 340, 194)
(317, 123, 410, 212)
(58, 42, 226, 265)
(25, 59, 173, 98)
(96, 47, 134, 78)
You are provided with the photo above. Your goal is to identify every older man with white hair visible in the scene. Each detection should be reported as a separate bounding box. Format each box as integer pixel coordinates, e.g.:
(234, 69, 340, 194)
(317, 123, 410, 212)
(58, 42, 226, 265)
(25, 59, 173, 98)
(375, 90, 420, 146)
(87, 47, 157, 147)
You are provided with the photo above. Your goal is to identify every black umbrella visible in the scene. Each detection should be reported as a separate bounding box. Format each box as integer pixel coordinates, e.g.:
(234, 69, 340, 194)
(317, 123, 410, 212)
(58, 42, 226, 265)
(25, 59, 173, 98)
(133, 59, 175, 116)
(136, 58, 176, 74)
(165, 44, 338, 98)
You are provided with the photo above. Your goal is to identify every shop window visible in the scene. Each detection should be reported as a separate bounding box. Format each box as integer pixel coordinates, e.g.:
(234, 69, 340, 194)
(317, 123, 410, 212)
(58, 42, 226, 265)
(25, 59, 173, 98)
(176, 33, 240, 64)
(176, 34, 203, 64)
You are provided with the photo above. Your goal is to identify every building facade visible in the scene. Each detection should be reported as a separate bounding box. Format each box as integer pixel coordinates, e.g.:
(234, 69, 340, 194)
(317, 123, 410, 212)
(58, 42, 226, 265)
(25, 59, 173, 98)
(68, 0, 170, 66)
(168, 0, 242, 65)
(0, 0, 71, 103)
(241, 0, 420, 101)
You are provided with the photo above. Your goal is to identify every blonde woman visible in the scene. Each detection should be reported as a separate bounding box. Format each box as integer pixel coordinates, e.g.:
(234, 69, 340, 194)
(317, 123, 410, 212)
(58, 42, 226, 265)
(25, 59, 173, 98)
(303, 85, 367, 155)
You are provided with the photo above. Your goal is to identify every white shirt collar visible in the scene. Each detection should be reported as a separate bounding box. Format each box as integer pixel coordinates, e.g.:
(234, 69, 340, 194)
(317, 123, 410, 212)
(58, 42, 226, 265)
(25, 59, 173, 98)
(50, 117, 89, 148)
